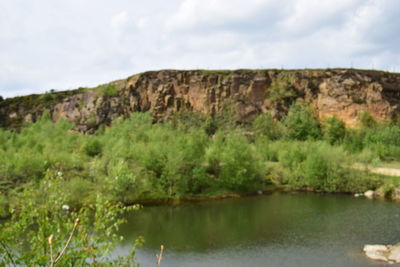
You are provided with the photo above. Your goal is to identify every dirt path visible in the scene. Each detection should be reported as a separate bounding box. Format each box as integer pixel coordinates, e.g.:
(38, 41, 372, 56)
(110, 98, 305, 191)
(353, 163, 400, 177)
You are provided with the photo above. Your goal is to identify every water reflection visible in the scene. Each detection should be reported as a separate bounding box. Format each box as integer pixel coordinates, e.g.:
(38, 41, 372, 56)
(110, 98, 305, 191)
(118, 192, 400, 267)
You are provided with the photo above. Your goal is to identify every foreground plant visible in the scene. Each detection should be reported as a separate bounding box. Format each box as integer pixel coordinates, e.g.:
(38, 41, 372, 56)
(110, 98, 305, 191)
(0, 171, 141, 266)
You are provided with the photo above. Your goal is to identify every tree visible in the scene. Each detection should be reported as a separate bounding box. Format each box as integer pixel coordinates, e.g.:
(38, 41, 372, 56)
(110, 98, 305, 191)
(323, 116, 346, 144)
(283, 103, 321, 140)
(0, 172, 141, 266)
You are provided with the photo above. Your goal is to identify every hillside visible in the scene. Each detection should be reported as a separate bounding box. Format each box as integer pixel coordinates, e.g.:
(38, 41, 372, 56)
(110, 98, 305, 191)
(1, 68, 400, 132)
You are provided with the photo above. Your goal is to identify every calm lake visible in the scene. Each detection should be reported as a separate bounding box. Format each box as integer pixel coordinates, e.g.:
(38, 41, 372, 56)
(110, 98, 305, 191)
(117, 192, 400, 267)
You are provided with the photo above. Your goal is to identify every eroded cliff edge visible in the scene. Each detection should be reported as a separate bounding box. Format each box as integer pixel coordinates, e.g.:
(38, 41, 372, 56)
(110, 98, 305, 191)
(1, 68, 400, 132)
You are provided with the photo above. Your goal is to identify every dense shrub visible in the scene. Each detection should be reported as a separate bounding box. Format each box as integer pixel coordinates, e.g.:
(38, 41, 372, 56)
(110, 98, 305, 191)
(359, 111, 376, 128)
(205, 133, 265, 191)
(96, 84, 119, 97)
(323, 116, 346, 145)
(266, 73, 297, 104)
(343, 129, 365, 153)
(280, 142, 380, 192)
(84, 139, 103, 157)
(0, 109, 399, 211)
(252, 113, 284, 140)
(364, 125, 400, 146)
(283, 103, 321, 140)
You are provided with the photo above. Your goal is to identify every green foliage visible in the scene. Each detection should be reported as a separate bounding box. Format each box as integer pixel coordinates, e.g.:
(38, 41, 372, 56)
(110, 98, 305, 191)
(84, 139, 103, 157)
(360, 111, 376, 128)
(369, 124, 400, 160)
(0, 194, 9, 217)
(252, 113, 284, 140)
(211, 100, 238, 133)
(170, 110, 207, 131)
(266, 73, 297, 104)
(323, 116, 346, 144)
(1, 108, 400, 226)
(283, 103, 322, 140)
(96, 84, 119, 97)
(205, 133, 265, 191)
(364, 124, 400, 146)
(41, 91, 55, 102)
(62, 177, 95, 207)
(343, 129, 365, 153)
(277, 141, 381, 192)
(107, 160, 140, 202)
(0, 173, 140, 266)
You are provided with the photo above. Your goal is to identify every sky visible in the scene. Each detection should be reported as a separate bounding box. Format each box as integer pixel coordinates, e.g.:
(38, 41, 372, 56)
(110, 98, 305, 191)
(0, 0, 399, 98)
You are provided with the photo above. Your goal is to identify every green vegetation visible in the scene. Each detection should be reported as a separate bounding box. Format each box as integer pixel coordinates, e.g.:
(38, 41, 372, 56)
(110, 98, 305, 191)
(95, 83, 119, 97)
(283, 103, 321, 140)
(266, 73, 297, 104)
(0, 173, 141, 266)
(323, 116, 346, 145)
(2, 101, 400, 264)
(265, 73, 300, 117)
(1, 104, 400, 209)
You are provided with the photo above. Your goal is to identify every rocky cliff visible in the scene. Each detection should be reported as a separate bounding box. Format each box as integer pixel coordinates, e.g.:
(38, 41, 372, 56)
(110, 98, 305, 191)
(1, 68, 400, 132)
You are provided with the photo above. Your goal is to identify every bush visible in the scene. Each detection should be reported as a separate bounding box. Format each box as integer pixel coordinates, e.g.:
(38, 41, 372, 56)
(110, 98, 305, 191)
(205, 133, 264, 191)
(107, 160, 139, 202)
(170, 110, 207, 131)
(364, 125, 400, 146)
(343, 129, 365, 153)
(252, 113, 284, 140)
(266, 73, 297, 104)
(96, 84, 119, 97)
(323, 116, 346, 144)
(62, 177, 95, 207)
(283, 103, 321, 140)
(360, 111, 376, 128)
(0, 194, 9, 218)
(84, 139, 102, 157)
(284, 142, 379, 192)
(0, 175, 140, 266)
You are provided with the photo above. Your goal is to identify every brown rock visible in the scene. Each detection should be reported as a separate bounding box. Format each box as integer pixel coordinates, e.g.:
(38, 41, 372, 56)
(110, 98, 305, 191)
(1, 69, 400, 132)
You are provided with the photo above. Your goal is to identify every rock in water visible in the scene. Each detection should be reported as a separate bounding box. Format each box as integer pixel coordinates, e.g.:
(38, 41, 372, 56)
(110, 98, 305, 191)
(388, 243, 400, 263)
(364, 190, 374, 198)
(364, 245, 389, 262)
(364, 243, 400, 263)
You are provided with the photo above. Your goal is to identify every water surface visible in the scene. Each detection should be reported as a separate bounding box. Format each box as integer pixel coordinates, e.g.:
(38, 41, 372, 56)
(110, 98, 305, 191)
(118, 192, 400, 266)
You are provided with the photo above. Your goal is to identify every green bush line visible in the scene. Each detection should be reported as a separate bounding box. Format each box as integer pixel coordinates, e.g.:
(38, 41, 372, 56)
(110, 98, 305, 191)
(1, 104, 400, 218)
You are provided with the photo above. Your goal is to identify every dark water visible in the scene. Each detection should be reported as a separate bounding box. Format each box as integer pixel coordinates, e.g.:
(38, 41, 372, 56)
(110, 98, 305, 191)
(117, 192, 400, 267)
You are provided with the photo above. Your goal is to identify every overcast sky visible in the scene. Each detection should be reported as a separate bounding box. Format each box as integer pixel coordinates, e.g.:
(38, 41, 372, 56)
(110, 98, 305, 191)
(1, 0, 399, 98)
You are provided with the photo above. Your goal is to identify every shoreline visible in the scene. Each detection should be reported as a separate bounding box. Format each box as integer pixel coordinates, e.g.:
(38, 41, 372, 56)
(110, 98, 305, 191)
(126, 185, 398, 208)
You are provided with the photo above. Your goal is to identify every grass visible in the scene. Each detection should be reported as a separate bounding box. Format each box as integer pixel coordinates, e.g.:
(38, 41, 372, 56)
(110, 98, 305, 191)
(95, 83, 119, 97)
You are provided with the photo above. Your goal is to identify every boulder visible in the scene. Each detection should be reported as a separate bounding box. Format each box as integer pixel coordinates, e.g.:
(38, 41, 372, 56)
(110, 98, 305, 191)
(364, 190, 374, 198)
(388, 243, 400, 263)
(393, 188, 400, 200)
(364, 243, 400, 263)
(364, 245, 389, 262)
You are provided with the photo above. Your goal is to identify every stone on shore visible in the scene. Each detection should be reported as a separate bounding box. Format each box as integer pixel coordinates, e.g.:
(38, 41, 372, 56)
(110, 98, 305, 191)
(388, 244, 400, 262)
(364, 243, 400, 263)
(364, 190, 374, 198)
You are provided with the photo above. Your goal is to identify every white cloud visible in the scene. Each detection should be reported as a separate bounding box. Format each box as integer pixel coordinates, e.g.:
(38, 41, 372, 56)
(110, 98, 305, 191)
(111, 11, 129, 31)
(0, 0, 399, 98)
(280, 0, 362, 33)
(167, 0, 275, 31)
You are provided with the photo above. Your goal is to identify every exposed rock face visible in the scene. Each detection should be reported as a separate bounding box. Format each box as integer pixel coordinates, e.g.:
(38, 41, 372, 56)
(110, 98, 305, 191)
(1, 69, 400, 132)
